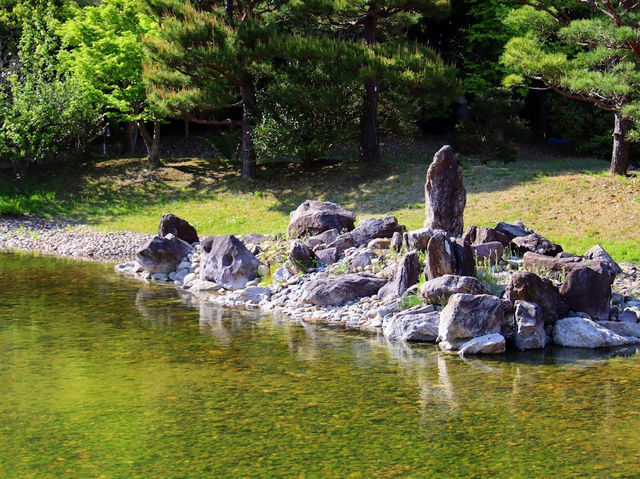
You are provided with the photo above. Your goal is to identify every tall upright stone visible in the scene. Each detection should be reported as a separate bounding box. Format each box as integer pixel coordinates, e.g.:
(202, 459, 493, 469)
(424, 145, 466, 237)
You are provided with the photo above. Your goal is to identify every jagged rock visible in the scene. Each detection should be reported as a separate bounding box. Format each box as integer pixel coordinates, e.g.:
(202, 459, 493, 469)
(390, 231, 403, 252)
(504, 271, 566, 323)
(327, 216, 403, 255)
(289, 240, 316, 273)
(424, 233, 456, 281)
(302, 274, 387, 306)
(512, 233, 563, 257)
(453, 238, 475, 276)
(137, 234, 194, 274)
(378, 251, 420, 301)
(307, 229, 339, 250)
(553, 317, 640, 348)
(383, 306, 440, 342)
(288, 200, 355, 239)
(523, 252, 586, 279)
(424, 145, 466, 236)
(514, 300, 548, 350)
(157, 213, 199, 244)
(471, 241, 504, 266)
(349, 250, 376, 271)
(462, 225, 510, 247)
(584, 244, 622, 282)
(560, 267, 610, 321)
(419, 275, 488, 305)
(438, 293, 513, 347)
(406, 228, 432, 251)
(494, 221, 533, 241)
(199, 235, 260, 290)
(458, 333, 506, 356)
(314, 247, 338, 265)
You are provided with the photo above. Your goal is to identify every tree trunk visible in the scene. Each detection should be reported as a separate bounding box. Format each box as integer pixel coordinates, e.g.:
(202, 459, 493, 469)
(225, 0, 234, 20)
(240, 83, 257, 180)
(359, 11, 380, 164)
(125, 121, 138, 154)
(13, 162, 27, 194)
(184, 120, 190, 138)
(611, 112, 631, 175)
(137, 120, 161, 169)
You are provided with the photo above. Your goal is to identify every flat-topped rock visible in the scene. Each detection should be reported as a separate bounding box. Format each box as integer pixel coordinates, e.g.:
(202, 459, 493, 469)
(383, 306, 440, 342)
(288, 200, 355, 239)
(302, 273, 387, 306)
(420, 274, 488, 305)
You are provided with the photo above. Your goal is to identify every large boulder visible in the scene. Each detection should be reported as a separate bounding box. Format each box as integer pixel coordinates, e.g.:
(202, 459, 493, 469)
(597, 321, 640, 338)
(302, 273, 387, 306)
(378, 251, 420, 301)
(512, 233, 563, 257)
(504, 271, 566, 323)
(514, 300, 548, 350)
(424, 233, 456, 281)
(458, 333, 506, 356)
(289, 240, 316, 273)
(584, 244, 622, 282)
(559, 267, 611, 321)
(383, 306, 440, 342)
(137, 234, 193, 274)
(553, 317, 640, 348)
(288, 200, 355, 239)
(314, 247, 338, 265)
(200, 235, 260, 290)
(494, 221, 533, 241)
(158, 213, 199, 244)
(462, 225, 509, 247)
(438, 293, 513, 348)
(523, 252, 586, 279)
(327, 216, 404, 255)
(424, 145, 466, 237)
(419, 275, 488, 305)
(406, 228, 432, 251)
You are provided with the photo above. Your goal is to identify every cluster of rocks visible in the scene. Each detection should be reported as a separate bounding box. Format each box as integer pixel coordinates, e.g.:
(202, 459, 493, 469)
(114, 145, 640, 357)
(0, 215, 151, 260)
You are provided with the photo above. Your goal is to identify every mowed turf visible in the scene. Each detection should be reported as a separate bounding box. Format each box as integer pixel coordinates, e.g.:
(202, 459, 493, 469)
(2, 144, 639, 262)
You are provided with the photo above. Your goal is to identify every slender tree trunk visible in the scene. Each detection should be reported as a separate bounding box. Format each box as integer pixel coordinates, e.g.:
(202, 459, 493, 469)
(611, 111, 631, 175)
(125, 121, 138, 154)
(240, 82, 257, 180)
(225, 0, 234, 20)
(14, 162, 27, 194)
(184, 120, 190, 138)
(137, 120, 161, 169)
(359, 11, 380, 164)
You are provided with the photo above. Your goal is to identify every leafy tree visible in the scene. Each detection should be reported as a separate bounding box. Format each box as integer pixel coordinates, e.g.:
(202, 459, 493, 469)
(0, 1, 103, 192)
(59, 0, 164, 167)
(502, 1, 640, 174)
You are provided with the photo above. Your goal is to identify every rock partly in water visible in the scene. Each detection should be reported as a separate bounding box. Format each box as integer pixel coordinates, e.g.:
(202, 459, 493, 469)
(424, 233, 456, 281)
(424, 145, 466, 237)
(378, 251, 420, 301)
(419, 274, 488, 305)
(383, 306, 440, 342)
(458, 333, 506, 356)
(302, 274, 387, 306)
(597, 321, 640, 338)
(514, 300, 548, 350)
(504, 271, 567, 323)
(553, 317, 640, 348)
(439, 293, 513, 348)
(199, 235, 260, 290)
(137, 234, 194, 274)
(288, 200, 355, 239)
(559, 267, 611, 321)
(512, 233, 563, 257)
(158, 213, 199, 244)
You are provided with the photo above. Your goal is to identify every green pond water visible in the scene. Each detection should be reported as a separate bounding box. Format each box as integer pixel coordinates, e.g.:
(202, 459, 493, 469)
(2, 253, 640, 478)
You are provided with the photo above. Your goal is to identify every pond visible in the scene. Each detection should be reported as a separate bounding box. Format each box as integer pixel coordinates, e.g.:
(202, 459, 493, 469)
(2, 253, 640, 478)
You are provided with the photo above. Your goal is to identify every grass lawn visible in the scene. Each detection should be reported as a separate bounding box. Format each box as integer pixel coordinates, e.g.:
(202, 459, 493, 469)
(2, 142, 639, 262)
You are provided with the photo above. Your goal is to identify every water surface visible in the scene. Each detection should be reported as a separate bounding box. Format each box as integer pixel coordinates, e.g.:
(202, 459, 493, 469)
(1, 253, 640, 478)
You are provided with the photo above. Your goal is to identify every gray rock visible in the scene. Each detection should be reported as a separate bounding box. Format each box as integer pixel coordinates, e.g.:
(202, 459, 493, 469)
(471, 241, 504, 266)
(115, 261, 142, 274)
(424, 145, 466, 236)
(514, 300, 547, 350)
(151, 273, 169, 281)
(158, 213, 199, 244)
(523, 252, 586, 279)
(182, 272, 197, 285)
(170, 269, 190, 283)
(597, 321, 640, 337)
(378, 251, 420, 301)
(390, 231, 403, 252)
(419, 274, 488, 305)
(424, 233, 456, 281)
(504, 271, 567, 324)
(350, 216, 404, 245)
(383, 307, 440, 342)
(230, 286, 272, 303)
(512, 233, 563, 257)
(307, 229, 339, 250)
(302, 274, 387, 306)
(289, 240, 316, 273)
(553, 317, 640, 348)
(288, 200, 355, 239)
(272, 267, 293, 286)
(439, 293, 513, 345)
(406, 228, 432, 251)
(584, 244, 622, 281)
(314, 247, 338, 265)
(462, 225, 510, 247)
(349, 250, 376, 271)
(199, 235, 260, 290)
(367, 238, 392, 250)
(458, 333, 506, 356)
(619, 309, 639, 323)
(240, 233, 265, 249)
(494, 221, 533, 241)
(560, 267, 610, 321)
(137, 234, 194, 274)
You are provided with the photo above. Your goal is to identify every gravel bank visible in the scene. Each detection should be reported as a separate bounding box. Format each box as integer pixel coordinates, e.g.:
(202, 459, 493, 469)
(0, 216, 152, 262)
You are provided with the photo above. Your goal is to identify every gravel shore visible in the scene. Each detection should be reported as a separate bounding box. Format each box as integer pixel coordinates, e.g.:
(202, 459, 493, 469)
(0, 215, 152, 262)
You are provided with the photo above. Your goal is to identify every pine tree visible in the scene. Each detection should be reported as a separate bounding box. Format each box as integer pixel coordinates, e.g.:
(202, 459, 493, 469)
(502, 1, 640, 174)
